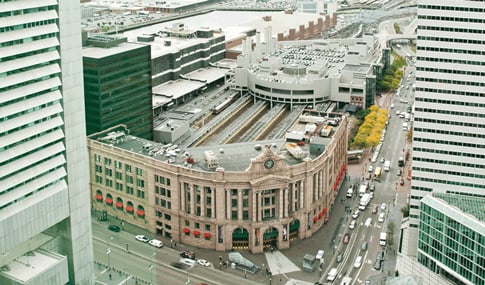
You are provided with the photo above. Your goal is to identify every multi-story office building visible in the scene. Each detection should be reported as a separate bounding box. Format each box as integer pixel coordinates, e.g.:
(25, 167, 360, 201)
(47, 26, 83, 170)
(418, 193, 485, 285)
(398, 0, 485, 284)
(83, 34, 153, 140)
(0, 1, 94, 284)
(408, 0, 485, 240)
(88, 116, 347, 253)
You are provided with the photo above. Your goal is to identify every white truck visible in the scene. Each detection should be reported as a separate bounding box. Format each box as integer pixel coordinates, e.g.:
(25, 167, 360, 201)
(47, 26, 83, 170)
(358, 184, 367, 197)
(359, 193, 371, 210)
(384, 160, 391, 172)
(379, 232, 387, 246)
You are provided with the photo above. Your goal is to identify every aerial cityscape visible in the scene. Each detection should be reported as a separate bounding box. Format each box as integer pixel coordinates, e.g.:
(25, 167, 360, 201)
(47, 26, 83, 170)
(0, 0, 484, 285)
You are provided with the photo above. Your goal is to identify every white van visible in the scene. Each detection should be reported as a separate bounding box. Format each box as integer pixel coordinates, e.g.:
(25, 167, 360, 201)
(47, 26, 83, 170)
(148, 239, 163, 248)
(402, 122, 408, 130)
(327, 267, 338, 282)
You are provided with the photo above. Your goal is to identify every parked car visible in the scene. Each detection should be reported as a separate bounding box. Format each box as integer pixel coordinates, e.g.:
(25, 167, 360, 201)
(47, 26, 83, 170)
(180, 250, 196, 260)
(374, 259, 382, 270)
(372, 205, 379, 214)
(369, 184, 375, 192)
(108, 225, 120, 232)
(378, 212, 385, 223)
(380, 203, 387, 210)
(397, 169, 402, 176)
(315, 250, 325, 260)
(135, 235, 150, 243)
(197, 259, 211, 267)
(377, 250, 385, 261)
(361, 241, 368, 251)
(148, 239, 163, 248)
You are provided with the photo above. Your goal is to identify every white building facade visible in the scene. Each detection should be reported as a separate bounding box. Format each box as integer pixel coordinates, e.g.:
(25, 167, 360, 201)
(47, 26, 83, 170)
(399, 0, 485, 284)
(0, 1, 94, 284)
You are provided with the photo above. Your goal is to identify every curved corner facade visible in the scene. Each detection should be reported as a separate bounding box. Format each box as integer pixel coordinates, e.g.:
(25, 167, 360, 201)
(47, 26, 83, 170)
(88, 117, 348, 253)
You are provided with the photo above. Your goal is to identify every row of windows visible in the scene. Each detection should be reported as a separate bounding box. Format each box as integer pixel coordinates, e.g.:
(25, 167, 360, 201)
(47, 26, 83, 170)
(417, 45, 485, 56)
(415, 107, 485, 118)
(414, 117, 485, 130)
(417, 4, 484, 13)
(413, 166, 485, 180)
(416, 66, 485, 77)
(413, 156, 485, 170)
(154, 174, 171, 186)
(414, 127, 485, 139)
(417, 56, 485, 67)
(95, 175, 145, 197)
(419, 25, 485, 35)
(412, 176, 485, 189)
(418, 35, 485, 46)
(416, 96, 485, 108)
(0, 5, 56, 18)
(417, 14, 485, 23)
(413, 147, 485, 160)
(414, 136, 485, 149)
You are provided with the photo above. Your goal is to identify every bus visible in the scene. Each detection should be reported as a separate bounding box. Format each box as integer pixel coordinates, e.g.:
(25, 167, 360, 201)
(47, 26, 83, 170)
(374, 167, 382, 180)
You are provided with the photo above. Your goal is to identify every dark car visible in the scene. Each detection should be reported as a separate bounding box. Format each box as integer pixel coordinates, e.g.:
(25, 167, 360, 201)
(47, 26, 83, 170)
(374, 259, 382, 270)
(180, 250, 196, 260)
(108, 225, 120, 232)
(377, 250, 385, 261)
(171, 262, 184, 269)
(369, 184, 376, 192)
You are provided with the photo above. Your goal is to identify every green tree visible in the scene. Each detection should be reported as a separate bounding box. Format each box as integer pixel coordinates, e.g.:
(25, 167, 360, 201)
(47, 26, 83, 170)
(401, 203, 410, 218)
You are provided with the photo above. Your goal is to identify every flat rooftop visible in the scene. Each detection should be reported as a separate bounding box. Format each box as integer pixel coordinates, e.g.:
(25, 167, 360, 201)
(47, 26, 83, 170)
(82, 41, 147, 59)
(1, 250, 66, 283)
(90, 122, 342, 172)
(433, 193, 485, 223)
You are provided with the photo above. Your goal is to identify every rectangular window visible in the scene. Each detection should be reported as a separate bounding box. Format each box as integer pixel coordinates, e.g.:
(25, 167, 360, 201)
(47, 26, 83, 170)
(205, 224, 211, 231)
(231, 210, 238, 220)
(125, 164, 132, 173)
(94, 154, 101, 162)
(185, 220, 190, 226)
(126, 186, 133, 195)
(136, 179, 144, 188)
(104, 158, 112, 165)
(136, 168, 144, 176)
(115, 160, 122, 169)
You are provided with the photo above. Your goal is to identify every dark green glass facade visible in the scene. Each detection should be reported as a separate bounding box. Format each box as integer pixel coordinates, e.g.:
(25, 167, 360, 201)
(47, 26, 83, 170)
(83, 44, 153, 140)
(418, 194, 485, 285)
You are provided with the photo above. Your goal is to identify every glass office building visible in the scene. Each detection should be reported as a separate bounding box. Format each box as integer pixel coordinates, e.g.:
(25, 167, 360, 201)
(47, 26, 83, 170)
(419, 193, 485, 285)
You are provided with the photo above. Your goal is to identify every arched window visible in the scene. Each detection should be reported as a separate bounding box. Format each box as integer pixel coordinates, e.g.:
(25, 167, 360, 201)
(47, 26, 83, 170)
(115, 197, 123, 210)
(105, 194, 113, 206)
(136, 205, 145, 218)
(95, 190, 103, 202)
(126, 201, 134, 214)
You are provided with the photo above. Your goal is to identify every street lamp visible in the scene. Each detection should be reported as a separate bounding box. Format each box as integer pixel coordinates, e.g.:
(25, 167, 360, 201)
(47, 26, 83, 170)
(149, 252, 156, 284)
(107, 237, 113, 270)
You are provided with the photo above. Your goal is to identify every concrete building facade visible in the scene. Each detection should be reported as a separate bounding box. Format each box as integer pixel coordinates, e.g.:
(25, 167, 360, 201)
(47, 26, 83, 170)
(0, 1, 94, 284)
(233, 33, 382, 110)
(88, 116, 347, 253)
(398, 0, 485, 284)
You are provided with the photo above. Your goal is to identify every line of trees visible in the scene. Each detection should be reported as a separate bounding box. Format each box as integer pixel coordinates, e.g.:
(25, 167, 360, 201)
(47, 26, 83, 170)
(381, 52, 406, 91)
(351, 105, 389, 148)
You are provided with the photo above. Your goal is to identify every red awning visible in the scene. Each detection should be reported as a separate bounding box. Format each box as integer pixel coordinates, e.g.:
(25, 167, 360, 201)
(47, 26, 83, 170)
(105, 197, 113, 205)
(343, 164, 347, 170)
(136, 209, 145, 217)
(313, 216, 318, 223)
(323, 207, 327, 214)
(95, 194, 103, 201)
(193, 230, 201, 236)
(183, 227, 190, 234)
(333, 184, 337, 190)
(204, 232, 211, 239)
(126, 205, 134, 212)
(115, 202, 123, 209)
(319, 212, 323, 218)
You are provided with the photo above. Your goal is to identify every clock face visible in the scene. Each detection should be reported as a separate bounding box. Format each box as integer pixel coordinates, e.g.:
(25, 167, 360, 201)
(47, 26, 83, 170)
(264, 159, 275, 169)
